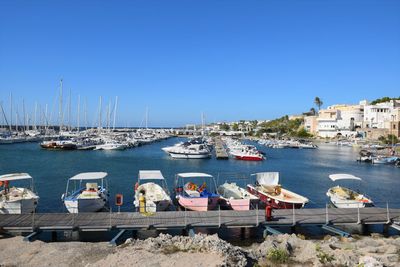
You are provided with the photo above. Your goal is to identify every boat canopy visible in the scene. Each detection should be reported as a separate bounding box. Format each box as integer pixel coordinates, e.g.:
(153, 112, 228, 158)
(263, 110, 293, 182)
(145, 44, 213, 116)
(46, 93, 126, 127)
(69, 172, 108, 180)
(0, 173, 32, 181)
(139, 170, 165, 180)
(177, 172, 213, 178)
(251, 172, 279, 185)
(329, 173, 362, 181)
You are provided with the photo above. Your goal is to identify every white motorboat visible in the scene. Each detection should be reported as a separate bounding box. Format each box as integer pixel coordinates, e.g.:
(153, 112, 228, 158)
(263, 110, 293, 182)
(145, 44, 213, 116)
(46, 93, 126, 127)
(62, 172, 109, 213)
(133, 170, 172, 212)
(94, 142, 127, 150)
(217, 182, 258, 210)
(167, 144, 211, 159)
(326, 174, 373, 208)
(0, 173, 39, 214)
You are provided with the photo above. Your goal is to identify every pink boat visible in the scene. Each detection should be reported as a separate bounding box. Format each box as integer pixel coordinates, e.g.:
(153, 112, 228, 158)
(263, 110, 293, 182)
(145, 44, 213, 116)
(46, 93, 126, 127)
(217, 182, 259, 210)
(174, 172, 220, 211)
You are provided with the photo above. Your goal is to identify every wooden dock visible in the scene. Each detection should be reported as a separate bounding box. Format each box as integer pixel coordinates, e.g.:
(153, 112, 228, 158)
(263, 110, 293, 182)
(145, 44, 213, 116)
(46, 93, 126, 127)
(1, 208, 399, 233)
(214, 138, 229, 159)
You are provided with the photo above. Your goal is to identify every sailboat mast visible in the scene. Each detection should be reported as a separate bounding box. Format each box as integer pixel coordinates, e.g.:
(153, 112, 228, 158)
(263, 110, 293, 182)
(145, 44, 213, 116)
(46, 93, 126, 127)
(113, 96, 118, 131)
(77, 94, 80, 132)
(34, 102, 38, 130)
(59, 79, 63, 132)
(68, 89, 71, 132)
(145, 107, 148, 129)
(84, 98, 88, 131)
(98, 96, 102, 131)
(9, 92, 12, 132)
(22, 99, 26, 132)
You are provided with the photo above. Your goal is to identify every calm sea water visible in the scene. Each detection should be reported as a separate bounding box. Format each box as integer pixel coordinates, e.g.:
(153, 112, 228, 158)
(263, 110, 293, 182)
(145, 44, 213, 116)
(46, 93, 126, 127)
(0, 137, 399, 213)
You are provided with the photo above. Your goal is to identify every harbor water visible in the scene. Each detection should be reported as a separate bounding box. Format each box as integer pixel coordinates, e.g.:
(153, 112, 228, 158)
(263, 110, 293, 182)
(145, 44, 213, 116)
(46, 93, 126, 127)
(0, 137, 399, 213)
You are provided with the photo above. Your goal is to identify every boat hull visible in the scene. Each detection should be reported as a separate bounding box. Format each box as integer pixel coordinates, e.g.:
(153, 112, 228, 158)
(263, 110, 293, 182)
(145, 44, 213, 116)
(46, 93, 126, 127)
(219, 198, 254, 211)
(169, 152, 211, 159)
(247, 185, 305, 209)
(177, 196, 219, 211)
(235, 155, 263, 161)
(0, 198, 38, 214)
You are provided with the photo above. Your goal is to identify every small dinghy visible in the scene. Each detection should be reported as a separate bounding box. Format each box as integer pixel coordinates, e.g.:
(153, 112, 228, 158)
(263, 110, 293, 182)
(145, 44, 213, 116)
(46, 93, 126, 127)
(62, 172, 109, 213)
(0, 173, 39, 214)
(217, 182, 258, 210)
(133, 170, 172, 212)
(326, 174, 373, 208)
(247, 172, 309, 209)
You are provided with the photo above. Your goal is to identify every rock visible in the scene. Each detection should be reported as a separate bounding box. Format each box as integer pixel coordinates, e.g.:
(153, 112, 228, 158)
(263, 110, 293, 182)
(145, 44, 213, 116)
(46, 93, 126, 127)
(358, 256, 383, 267)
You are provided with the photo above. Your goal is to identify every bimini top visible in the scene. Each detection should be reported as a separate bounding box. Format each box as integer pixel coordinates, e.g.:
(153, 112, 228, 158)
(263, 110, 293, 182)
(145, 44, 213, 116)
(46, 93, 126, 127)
(177, 172, 213, 178)
(329, 173, 362, 182)
(251, 172, 279, 185)
(139, 170, 165, 180)
(0, 173, 32, 182)
(69, 172, 108, 180)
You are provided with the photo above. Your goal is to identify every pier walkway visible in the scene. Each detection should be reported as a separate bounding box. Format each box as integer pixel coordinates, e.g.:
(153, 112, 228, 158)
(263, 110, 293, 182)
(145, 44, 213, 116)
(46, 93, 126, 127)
(1, 208, 399, 233)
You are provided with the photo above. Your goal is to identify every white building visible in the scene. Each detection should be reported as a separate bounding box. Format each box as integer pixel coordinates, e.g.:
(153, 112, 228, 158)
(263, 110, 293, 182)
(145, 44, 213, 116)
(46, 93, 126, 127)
(363, 100, 400, 129)
(317, 102, 365, 138)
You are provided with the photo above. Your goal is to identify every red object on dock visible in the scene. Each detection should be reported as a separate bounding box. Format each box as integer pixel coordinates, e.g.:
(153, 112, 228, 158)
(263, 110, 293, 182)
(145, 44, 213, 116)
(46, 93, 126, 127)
(115, 194, 123, 206)
(266, 205, 272, 221)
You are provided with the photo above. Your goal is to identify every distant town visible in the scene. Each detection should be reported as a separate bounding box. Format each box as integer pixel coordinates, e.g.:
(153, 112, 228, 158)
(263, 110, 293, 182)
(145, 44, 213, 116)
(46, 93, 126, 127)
(181, 97, 400, 143)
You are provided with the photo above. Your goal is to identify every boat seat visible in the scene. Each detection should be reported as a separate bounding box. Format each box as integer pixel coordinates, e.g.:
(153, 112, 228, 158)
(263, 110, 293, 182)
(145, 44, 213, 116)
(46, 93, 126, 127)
(185, 189, 200, 197)
(86, 183, 98, 192)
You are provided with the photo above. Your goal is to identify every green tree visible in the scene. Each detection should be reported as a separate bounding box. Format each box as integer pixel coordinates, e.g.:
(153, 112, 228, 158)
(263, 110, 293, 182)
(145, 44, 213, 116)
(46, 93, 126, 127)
(310, 107, 316, 115)
(232, 123, 239, 131)
(219, 123, 230, 131)
(314, 97, 323, 111)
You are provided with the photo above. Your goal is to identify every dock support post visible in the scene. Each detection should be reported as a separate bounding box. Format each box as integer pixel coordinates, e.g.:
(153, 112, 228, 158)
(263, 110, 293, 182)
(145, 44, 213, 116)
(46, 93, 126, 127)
(131, 230, 137, 238)
(357, 203, 361, 224)
(51, 231, 57, 242)
(23, 231, 40, 242)
(256, 204, 259, 226)
(218, 205, 221, 228)
(109, 229, 126, 247)
(188, 227, 195, 238)
(292, 205, 296, 226)
(386, 202, 391, 224)
(240, 228, 245, 239)
(325, 203, 329, 225)
(184, 207, 187, 226)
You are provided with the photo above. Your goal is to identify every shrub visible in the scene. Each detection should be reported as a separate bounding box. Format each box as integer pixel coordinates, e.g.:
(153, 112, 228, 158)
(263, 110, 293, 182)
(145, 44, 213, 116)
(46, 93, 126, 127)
(266, 248, 290, 264)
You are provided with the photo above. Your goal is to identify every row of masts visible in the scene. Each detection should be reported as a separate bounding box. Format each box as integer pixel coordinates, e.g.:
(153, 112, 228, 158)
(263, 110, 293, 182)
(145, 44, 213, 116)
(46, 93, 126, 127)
(0, 79, 122, 133)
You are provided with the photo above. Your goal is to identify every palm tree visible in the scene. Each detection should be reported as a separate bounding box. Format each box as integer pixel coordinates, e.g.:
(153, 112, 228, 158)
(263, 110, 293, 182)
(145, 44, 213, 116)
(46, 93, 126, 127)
(310, 107, 316, 115)
(314, 97, 323, 111)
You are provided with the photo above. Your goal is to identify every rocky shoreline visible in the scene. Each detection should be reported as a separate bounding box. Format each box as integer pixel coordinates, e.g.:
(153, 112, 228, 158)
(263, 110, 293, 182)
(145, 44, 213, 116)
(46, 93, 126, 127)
(0, 233, 399, 267)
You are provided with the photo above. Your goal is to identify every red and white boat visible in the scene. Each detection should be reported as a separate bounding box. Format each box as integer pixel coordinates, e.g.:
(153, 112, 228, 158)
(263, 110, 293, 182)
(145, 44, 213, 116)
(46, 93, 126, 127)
(229, 144, 265, 161)
(247, 172, 308, 209)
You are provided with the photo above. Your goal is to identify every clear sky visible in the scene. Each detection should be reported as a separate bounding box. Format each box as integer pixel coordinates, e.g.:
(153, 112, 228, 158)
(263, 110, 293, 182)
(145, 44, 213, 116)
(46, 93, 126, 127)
(0, 1, 399, 127)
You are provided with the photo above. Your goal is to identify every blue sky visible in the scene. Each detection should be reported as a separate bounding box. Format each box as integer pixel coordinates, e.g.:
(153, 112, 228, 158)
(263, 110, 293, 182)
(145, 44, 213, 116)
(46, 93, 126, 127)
(0, 1, 399, 127)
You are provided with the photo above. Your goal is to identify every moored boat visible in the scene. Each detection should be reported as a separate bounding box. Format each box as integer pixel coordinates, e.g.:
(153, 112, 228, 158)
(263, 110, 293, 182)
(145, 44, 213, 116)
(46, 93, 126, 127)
(217, 182, 258, 210)
(247, 172, 308, 209)
(174, 172, 220, 211)
(0, 173, 39, 214)
(62, 172, 109, 213)
(326, 173, 373, 208)
(133, 170, 172, 212)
